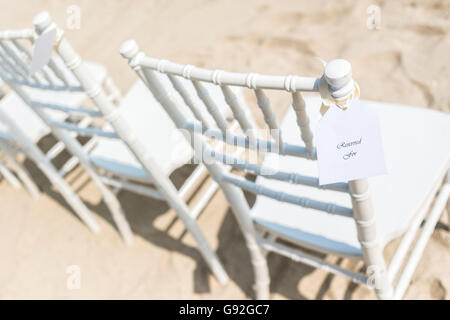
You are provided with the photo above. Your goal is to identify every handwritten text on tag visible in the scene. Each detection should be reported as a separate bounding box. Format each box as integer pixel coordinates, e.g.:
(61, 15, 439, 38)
(316, 99, 387, 185)
(29, 28, 56, 76)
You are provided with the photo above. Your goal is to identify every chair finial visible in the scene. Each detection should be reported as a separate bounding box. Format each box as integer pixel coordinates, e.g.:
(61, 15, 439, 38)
(33, 11, 53, 34)
(119, 40, 140, 60)
(324, 59, 352, 89)
(324, 59, 355, 100)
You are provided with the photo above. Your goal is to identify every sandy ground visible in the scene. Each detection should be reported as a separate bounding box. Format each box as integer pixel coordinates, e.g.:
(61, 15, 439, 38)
(0, 0, 449, 299)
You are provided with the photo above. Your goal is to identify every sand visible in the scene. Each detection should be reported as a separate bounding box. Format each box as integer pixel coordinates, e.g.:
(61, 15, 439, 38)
(0, 0, 449, 299)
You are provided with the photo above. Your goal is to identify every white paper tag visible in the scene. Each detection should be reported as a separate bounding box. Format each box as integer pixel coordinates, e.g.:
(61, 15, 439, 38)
(316, 99, 387, 185)
(29, 28, 56, 76)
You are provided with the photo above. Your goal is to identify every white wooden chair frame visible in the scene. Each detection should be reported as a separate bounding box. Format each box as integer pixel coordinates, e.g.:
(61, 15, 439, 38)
(0, 27, 123, 234)
(0, 25, 123, 210)
(0, 28, 118, 169)
(0, 12, 229, 284)
(120, 39, 450, 300)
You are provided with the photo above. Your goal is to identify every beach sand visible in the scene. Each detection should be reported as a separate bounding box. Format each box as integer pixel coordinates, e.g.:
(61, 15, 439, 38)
(0, 0, 449, 299)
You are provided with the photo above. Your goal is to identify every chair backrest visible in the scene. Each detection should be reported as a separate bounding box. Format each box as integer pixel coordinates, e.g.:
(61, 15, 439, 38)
(0, 15, 129, 229)
(0, 25, 120, 141)
(120, 39, 390, 296)
(0, 12, 233, 243)
(120, 40, 360, 214)
(0, 12, 234, 177)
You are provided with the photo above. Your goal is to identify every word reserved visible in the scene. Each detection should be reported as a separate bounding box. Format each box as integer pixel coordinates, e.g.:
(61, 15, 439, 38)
(337, 137, 362, 160)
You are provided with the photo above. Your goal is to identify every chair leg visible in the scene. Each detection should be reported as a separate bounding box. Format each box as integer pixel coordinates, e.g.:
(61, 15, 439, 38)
(349, 179, 393, 299)
(20, 140, 100, 233)
(40, 158, 100, 232)
(250, 240, 270, 299)
(162, 186, 229, 285)
(216, 174, 270, 299)
(0, 154, 22, 189)
(42, 159, 100, 232)
(2, 150, 40, 200)
(177, 207, 229, 285)
(95, 181, 133, 244)
(0, 109, 100, 233)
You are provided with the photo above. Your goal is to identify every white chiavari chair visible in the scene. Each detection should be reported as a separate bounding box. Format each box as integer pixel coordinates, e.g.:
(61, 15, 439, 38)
(0, 28, 115, 168)
(121, 39, 450, 299)
(0, 12, 238, 283)
(0, 22, 124, 234)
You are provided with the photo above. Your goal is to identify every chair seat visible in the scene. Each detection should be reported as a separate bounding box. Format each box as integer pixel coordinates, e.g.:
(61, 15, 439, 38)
(252, 96, 450, 257)
(0, 60, 107, 143)
(89, 78, 236, 181)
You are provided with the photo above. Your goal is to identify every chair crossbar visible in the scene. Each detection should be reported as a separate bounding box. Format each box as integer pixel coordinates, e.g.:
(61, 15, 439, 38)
(58, 138, 97, 177)
(182, 121, 317, 159)
(46, 140, 66, 160)
(0, 29, 34, 40)
(45, 116, 94, 160)
(49, 120, 119, 138)
(258, 238, 368, 285)
(139, 56, 320, 92)
(220, 173, 353, 217)
(29, 99, 102, 117)
(99, 174, 164, 200)
(205, 148, 348, 192)
(189, 179, 219, 220)
(0, 74, 82, 91)
(178, 163, 208, 199)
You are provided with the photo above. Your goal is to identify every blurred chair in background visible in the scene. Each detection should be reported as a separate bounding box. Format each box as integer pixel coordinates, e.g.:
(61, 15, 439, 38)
(0, 11, 238, 284)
